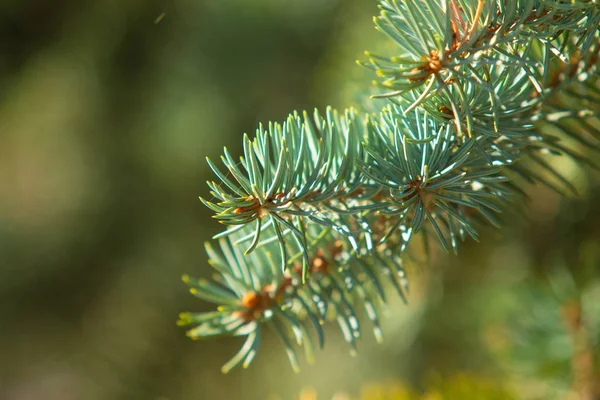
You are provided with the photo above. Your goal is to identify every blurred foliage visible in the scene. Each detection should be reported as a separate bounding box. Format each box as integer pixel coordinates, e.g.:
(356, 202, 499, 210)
(296, 373, 514, 400)
(1, 1, 599, 400)
(484, 199, 600, 400)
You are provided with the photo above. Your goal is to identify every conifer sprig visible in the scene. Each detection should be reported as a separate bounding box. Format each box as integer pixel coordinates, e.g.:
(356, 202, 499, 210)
(361, 105, 512, 253)
(182, 0, 600, 372)
(178, 223, 407, 372)
(202, 108, 369, 274)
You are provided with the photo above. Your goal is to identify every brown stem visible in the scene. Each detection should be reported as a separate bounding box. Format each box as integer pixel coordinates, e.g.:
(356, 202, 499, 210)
(561, 299, 599, 400)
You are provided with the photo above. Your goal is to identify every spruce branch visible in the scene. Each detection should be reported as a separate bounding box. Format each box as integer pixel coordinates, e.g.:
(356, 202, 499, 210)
(201, 107, 369, 274)
(361, 105, 512, 253)
(178, 222, 407, 372)
(181, 0, 600, 372)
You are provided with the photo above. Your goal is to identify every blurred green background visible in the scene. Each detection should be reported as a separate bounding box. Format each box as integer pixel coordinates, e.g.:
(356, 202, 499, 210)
(1, 1, 599, 399)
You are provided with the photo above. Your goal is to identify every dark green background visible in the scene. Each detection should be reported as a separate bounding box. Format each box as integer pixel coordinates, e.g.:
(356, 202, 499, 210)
(1, 1, 598, 399)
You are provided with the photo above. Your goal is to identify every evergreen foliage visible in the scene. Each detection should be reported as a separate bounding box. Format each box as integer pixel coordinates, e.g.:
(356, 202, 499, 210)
(179, 0, 600, 373)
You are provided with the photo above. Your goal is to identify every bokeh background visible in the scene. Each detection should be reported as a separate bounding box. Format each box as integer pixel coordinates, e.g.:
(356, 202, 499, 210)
(1, 1, 599, 399)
